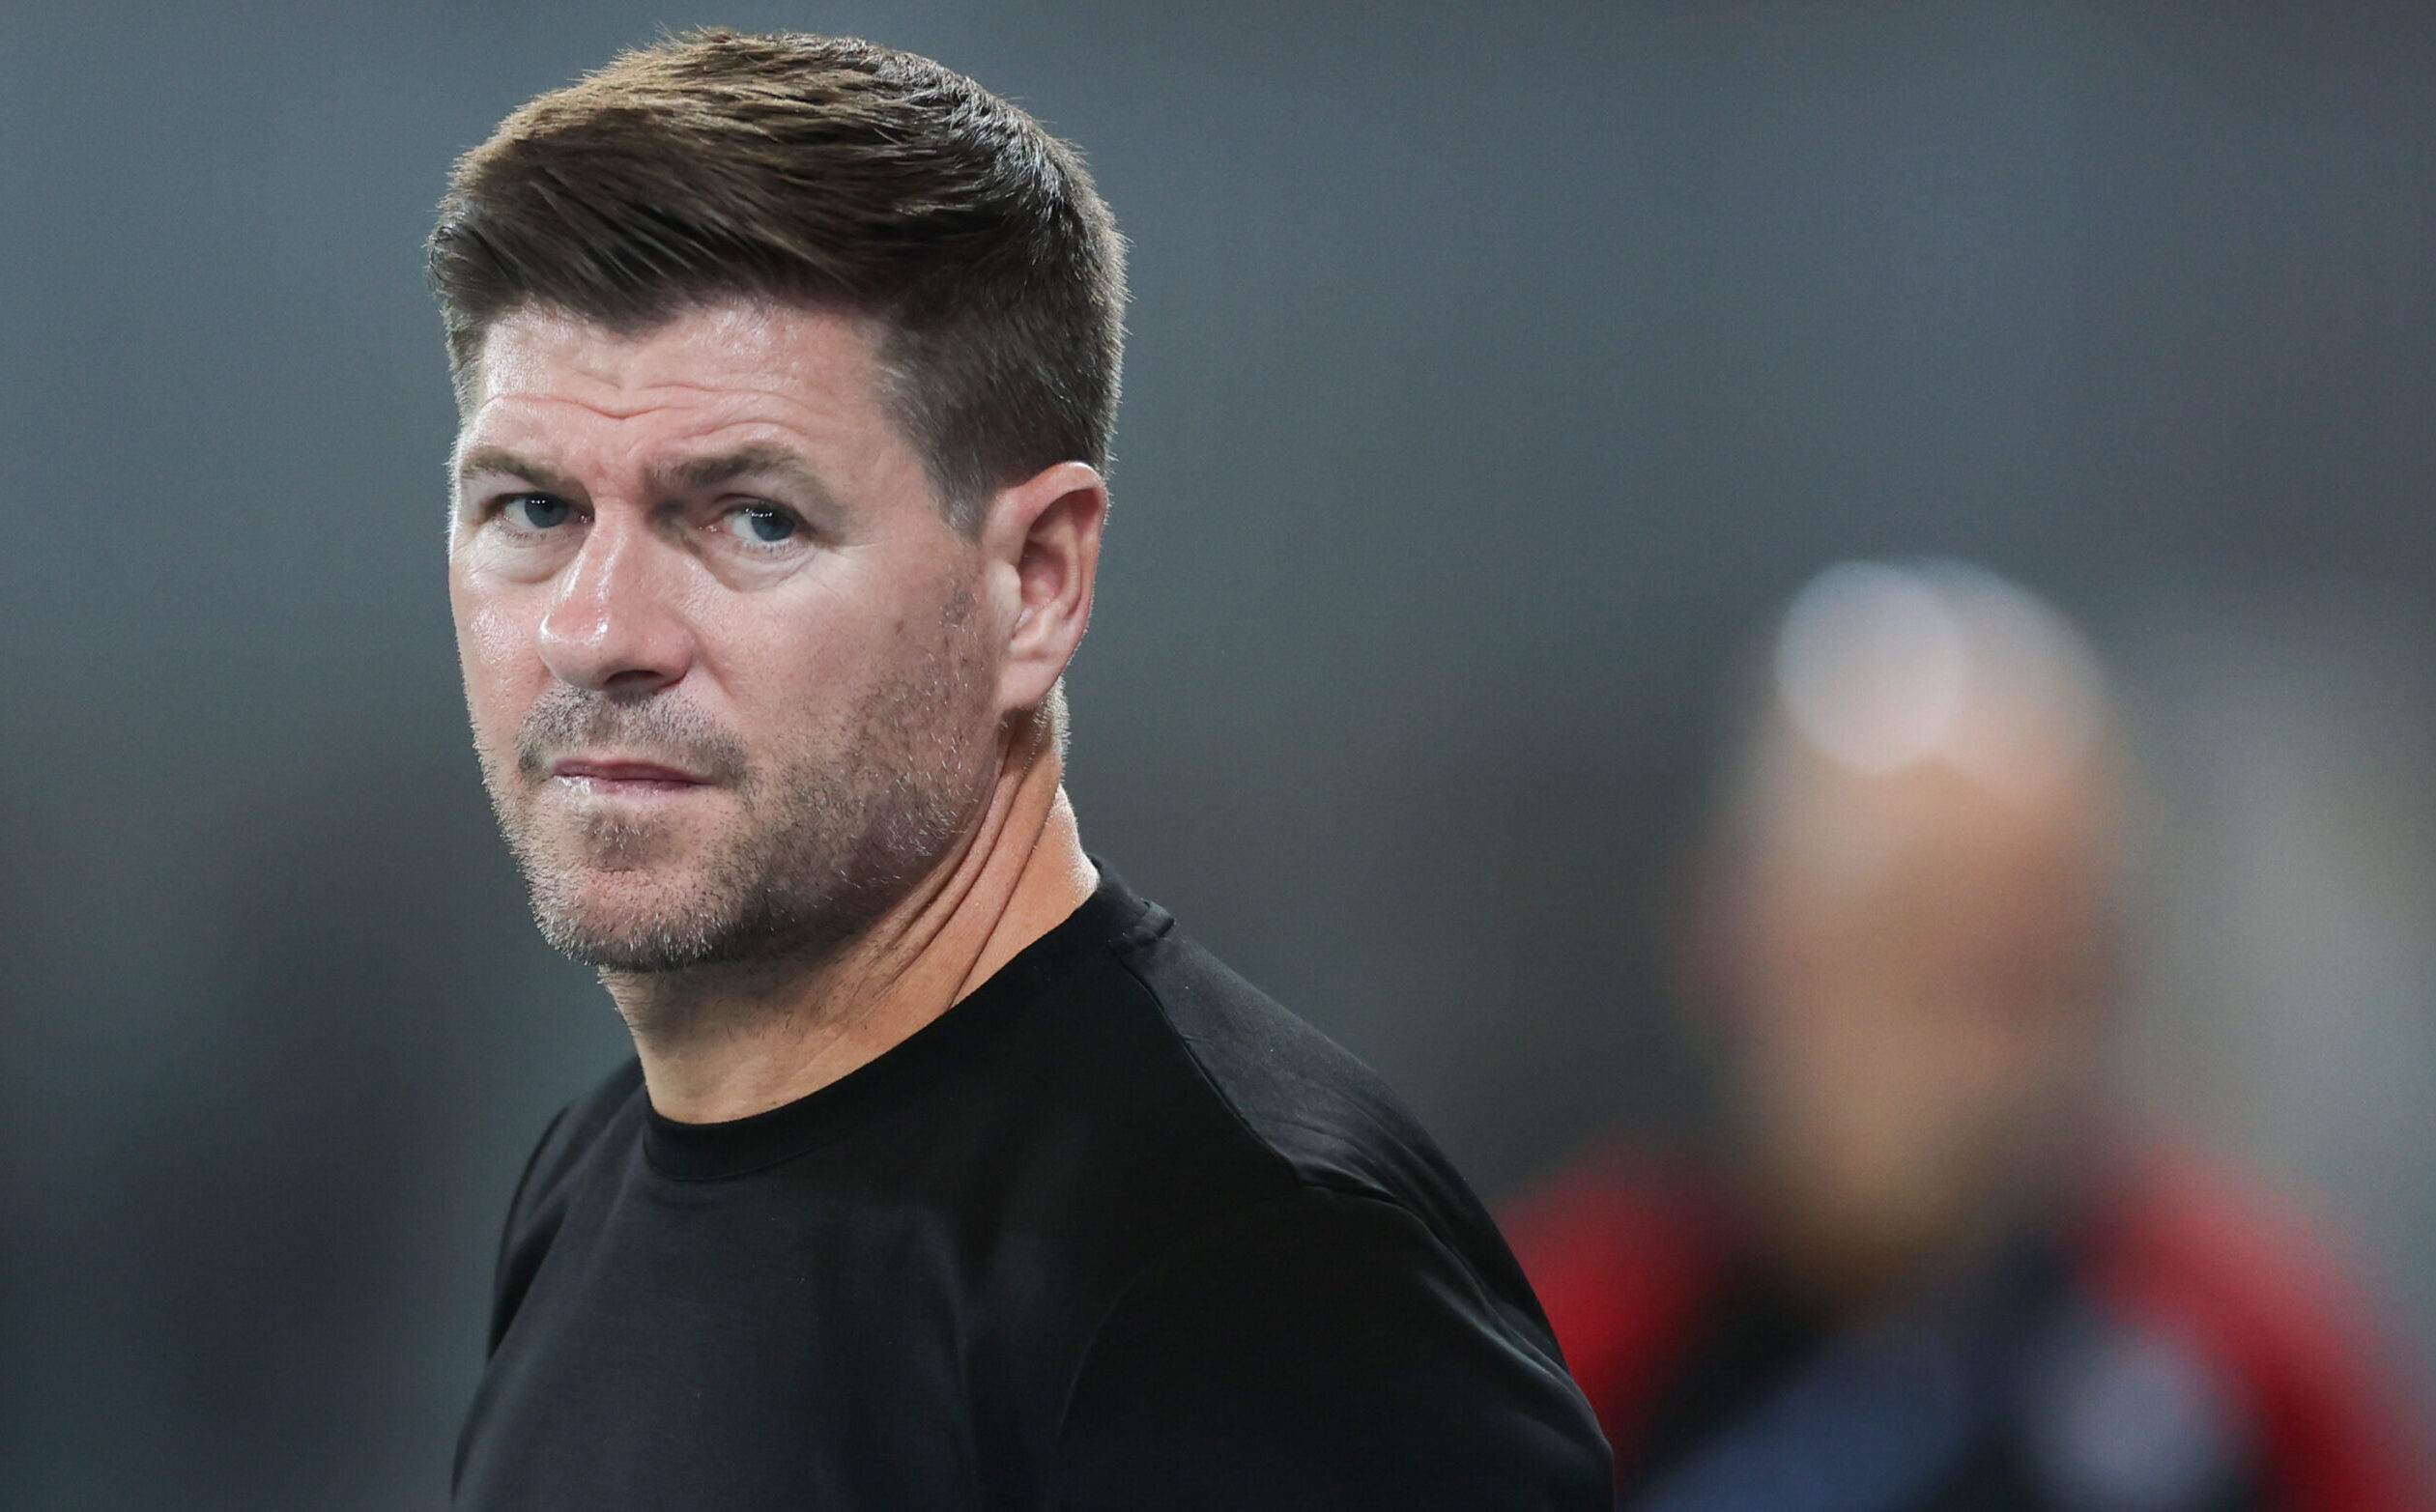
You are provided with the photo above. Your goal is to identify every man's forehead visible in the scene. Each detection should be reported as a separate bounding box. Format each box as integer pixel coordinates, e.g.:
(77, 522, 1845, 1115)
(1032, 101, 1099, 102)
(471, 300, 890, 417)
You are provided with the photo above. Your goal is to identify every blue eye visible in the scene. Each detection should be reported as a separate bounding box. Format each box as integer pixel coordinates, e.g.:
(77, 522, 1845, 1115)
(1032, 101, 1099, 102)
(738, 504, 798, 544)
(507, 495, 571, 530)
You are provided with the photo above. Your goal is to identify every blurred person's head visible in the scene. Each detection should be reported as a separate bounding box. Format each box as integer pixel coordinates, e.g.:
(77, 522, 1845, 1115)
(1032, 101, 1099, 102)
(1688, 561, 2124, 1312)
(431, 30, 1120, 981)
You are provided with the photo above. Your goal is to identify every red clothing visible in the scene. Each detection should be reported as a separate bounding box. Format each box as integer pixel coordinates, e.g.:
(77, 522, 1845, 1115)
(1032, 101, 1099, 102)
(1504, 1143, 2432, 1510)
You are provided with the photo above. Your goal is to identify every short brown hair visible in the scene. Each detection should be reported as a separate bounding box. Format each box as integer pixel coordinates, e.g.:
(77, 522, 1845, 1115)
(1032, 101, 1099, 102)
(428, 29, 1126, 532)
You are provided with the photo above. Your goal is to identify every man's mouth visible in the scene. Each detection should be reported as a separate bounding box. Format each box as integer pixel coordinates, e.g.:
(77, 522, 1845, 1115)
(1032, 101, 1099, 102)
(547, 756, 717, 795)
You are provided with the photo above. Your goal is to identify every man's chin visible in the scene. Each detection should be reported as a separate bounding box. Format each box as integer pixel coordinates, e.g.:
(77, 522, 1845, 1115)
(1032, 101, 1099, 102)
(529, 870, 752, 973)
(539, 911, 753, 974)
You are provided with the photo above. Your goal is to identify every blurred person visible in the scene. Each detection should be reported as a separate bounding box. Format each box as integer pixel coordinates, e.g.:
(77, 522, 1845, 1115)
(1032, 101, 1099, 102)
(1505, 560, 2431, 1511)
(432, 30, 1606, 1512)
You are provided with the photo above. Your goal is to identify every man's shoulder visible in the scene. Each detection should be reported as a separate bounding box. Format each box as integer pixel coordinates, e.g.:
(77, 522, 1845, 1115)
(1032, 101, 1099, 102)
(1033, 892, 1611, 1504)
(1066, 890, 1554, 1335)
(505, 1057, 646, 1226)
(1098, 909, 1464, 1206)
(478, 1058, 646, 1356)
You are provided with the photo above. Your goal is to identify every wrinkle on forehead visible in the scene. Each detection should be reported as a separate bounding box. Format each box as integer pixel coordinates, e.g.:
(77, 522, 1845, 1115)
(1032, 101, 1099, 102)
(469, 300, 892, 422)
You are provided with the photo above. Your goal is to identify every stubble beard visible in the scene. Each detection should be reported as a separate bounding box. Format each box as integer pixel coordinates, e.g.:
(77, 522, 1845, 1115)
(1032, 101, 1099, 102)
(481, 605, 998, 976)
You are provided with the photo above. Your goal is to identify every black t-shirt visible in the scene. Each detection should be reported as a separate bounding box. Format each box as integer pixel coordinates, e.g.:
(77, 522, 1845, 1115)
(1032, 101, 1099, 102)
(453, 872, 1611, 1510)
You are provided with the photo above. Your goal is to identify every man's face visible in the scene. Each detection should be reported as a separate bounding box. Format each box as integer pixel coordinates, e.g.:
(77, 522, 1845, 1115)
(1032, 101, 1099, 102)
(448, 300, 1003, 972)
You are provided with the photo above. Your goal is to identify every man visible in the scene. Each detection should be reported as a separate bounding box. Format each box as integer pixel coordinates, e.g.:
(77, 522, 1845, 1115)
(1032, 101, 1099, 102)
(1504, 561, 2432, 1511)
(433, 29, 1608, 1511)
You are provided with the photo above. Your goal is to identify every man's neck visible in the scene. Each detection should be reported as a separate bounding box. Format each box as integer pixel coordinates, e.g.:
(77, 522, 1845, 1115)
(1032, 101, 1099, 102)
(610, 727, 1096, 1125)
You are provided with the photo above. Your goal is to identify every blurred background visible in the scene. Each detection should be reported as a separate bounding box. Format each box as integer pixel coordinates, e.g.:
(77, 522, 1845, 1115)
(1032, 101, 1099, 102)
(3, 0, 2434, 1505)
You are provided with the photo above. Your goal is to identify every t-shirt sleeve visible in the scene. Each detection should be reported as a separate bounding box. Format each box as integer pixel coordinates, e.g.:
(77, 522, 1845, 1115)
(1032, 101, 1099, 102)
(1046, 1184, 1614, 1511)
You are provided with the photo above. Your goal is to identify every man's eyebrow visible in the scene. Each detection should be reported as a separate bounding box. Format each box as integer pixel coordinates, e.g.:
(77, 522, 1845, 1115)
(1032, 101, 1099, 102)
(456, 446, 575, 494)
(453, 443, 845, 517)
(652, 445, 829, 496)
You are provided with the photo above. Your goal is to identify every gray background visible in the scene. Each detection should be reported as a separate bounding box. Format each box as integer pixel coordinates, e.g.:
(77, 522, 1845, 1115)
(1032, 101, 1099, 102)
(4, 1, 2434, 1505)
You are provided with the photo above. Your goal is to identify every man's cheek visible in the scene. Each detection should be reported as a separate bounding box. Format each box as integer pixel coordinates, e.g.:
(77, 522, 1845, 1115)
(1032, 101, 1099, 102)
(458, 595, 539, 679)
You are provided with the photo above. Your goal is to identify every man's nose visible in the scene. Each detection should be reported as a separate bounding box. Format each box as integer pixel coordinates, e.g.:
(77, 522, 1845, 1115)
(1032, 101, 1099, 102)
(536, 514, 696, 695)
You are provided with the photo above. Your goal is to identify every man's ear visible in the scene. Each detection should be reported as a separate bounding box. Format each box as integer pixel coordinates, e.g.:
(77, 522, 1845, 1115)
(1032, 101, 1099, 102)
(978, 461, 1106, 717)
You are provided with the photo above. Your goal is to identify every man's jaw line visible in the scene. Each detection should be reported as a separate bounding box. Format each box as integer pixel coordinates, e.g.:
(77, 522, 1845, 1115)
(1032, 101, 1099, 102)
(618, 716, 1081, 1126)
